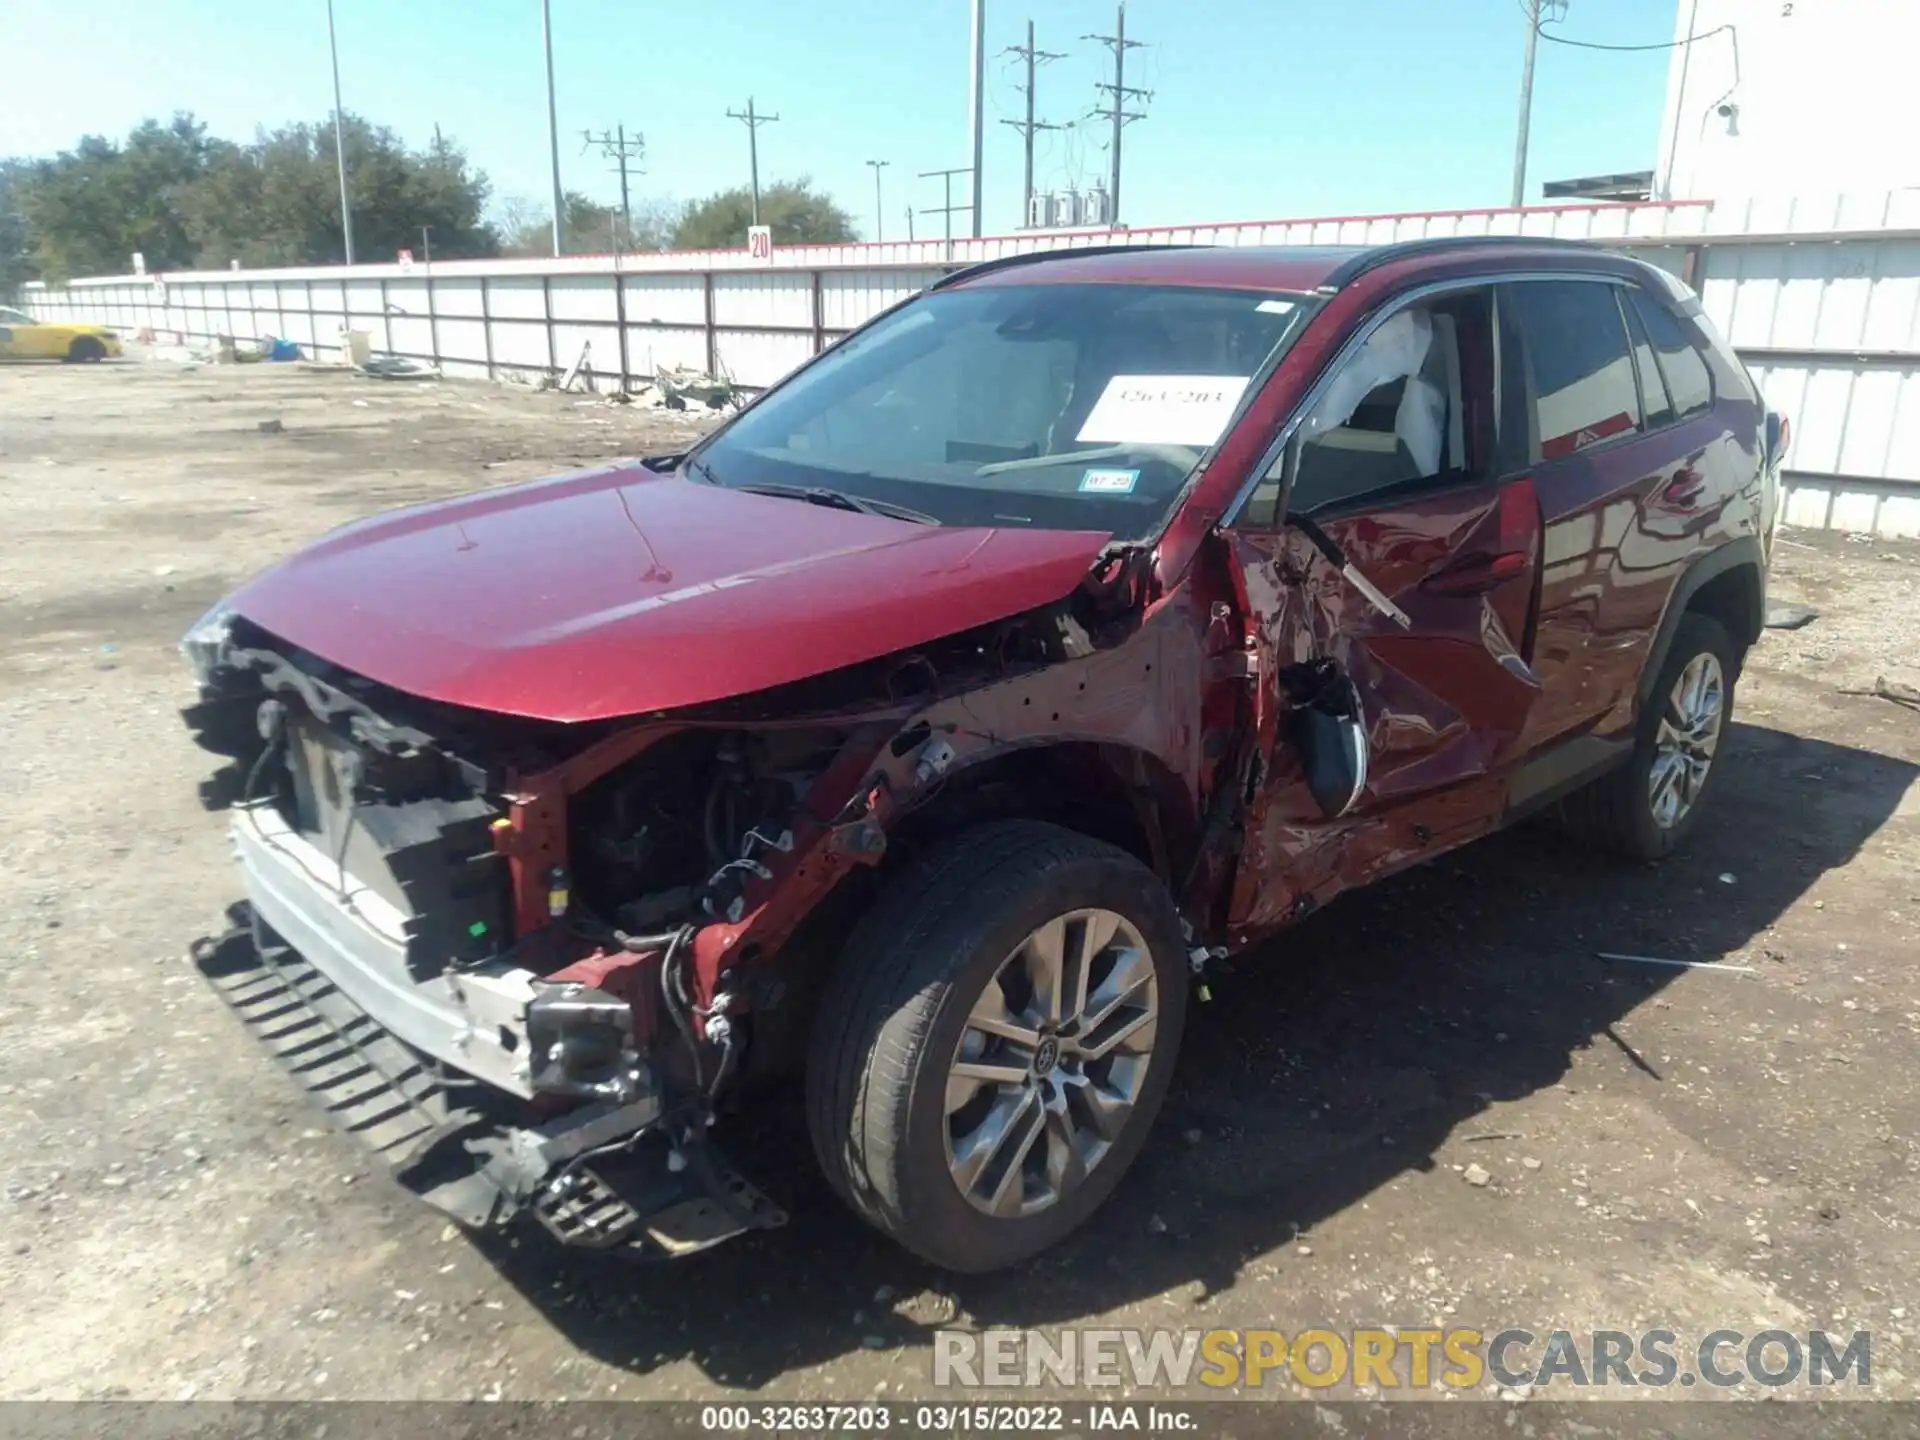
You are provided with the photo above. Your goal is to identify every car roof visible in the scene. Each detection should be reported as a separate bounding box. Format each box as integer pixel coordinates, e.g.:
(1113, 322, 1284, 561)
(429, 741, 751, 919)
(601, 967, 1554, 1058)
(943, 236, 1630, 296)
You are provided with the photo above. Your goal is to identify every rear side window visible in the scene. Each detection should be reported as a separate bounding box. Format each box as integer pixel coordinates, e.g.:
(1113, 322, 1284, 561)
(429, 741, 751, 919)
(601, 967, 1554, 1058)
(1627, 288, 1713, 419)
(1508, 280, 1642, 461)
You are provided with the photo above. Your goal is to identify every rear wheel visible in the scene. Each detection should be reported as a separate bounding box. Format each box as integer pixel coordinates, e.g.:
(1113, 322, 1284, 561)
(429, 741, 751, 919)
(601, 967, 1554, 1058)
(65, 336, 106, 363)
(806, 820, 1187, 1272)
(1558, 613, 1736, 860)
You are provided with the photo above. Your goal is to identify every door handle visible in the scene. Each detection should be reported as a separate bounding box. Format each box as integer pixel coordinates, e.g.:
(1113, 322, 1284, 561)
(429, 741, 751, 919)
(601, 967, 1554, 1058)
(1661, 468, 1705, 508)
(1423, 551, 1527, 597)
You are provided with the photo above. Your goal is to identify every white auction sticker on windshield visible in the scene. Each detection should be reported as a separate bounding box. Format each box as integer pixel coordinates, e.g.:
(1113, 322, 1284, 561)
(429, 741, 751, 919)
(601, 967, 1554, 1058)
(1075, 374, 1252, 446)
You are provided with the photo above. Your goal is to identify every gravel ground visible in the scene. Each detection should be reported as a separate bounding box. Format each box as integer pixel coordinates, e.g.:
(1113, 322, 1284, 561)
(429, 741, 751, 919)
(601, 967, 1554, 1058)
(2, 360, 1919, 1422)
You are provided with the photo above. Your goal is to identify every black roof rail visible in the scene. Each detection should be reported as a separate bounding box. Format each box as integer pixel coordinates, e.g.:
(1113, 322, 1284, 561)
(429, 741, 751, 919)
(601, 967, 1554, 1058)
(1318, 233, 1610, 292)
(930, 242, 1206, 290)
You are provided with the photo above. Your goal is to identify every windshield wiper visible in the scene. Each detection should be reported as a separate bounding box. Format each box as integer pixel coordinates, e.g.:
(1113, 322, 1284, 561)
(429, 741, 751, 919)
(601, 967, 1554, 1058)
(682, 454, 723, 486)
(737, 482, 938, 526)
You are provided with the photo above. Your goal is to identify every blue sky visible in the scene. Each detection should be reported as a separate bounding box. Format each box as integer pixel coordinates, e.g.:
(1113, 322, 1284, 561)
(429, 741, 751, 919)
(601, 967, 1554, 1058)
(1, 0, 1683, 240)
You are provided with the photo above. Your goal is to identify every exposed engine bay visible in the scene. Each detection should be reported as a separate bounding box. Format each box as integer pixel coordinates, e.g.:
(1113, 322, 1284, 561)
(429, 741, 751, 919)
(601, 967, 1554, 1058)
(180, 578, 1167, 1254)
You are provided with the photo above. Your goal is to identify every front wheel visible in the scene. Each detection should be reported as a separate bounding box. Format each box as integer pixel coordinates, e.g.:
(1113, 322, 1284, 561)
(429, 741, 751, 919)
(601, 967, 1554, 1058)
(1558, 612, 1737, 860)
(806, 820, 1187, 1273)
(65, 336, 106, 363)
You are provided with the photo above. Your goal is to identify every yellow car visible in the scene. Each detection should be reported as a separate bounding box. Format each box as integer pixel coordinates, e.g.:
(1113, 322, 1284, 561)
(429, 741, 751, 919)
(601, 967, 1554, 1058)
(0, 305, 123, 362)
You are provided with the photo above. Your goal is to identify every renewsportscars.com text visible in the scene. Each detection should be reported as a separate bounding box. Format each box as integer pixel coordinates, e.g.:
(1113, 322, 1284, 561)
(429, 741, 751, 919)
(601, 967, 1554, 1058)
(933, 1327, 1872, 1391)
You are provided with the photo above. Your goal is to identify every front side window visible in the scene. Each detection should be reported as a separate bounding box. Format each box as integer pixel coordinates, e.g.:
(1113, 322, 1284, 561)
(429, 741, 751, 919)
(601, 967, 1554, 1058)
(689, 282, 1314, 541)
(1240, 286, 1494, 525)
(1509, 280, 1642, 461)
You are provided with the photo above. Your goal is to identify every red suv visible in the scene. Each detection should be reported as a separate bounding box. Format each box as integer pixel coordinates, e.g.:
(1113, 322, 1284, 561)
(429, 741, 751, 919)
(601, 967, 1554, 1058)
(183, 237, 1783, 1272)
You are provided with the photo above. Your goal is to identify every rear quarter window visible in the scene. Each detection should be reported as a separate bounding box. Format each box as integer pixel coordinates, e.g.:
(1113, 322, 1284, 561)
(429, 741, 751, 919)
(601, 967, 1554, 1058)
(1628, 288, 1714, 420)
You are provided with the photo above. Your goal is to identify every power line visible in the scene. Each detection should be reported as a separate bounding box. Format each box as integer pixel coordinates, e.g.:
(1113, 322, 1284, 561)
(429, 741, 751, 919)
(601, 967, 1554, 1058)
(918, 166, 974, 248)
(1001, 19, 1067, 228)
(581, 125, 645, 250)
(1084, 2, 1149, 225)
(1538, 21, 1737, 53)
(726, 98, 780, 228)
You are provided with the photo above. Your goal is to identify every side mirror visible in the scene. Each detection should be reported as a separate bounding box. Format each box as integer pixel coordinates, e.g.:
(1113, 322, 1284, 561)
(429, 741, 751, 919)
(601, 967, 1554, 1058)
(1289, 666, 1369, 819)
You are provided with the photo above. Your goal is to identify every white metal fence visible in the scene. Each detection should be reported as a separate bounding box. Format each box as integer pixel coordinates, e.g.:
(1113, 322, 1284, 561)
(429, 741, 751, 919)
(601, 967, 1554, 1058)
(22, 194, 1920, 538)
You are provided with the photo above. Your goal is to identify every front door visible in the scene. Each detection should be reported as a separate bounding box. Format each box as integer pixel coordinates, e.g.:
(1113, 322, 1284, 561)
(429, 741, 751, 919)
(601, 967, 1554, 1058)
(1222, 283, 1545, 938)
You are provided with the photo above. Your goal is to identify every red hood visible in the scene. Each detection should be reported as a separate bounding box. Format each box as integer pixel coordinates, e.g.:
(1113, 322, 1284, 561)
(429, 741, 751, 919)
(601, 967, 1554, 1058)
(230, 464, 1110, 723)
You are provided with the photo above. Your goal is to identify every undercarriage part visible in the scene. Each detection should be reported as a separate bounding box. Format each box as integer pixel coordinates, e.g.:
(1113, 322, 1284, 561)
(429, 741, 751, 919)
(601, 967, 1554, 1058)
(191, 905, 782, 1258)
(191, 909, 507, 1228)
(531, 1137, 786, 1254)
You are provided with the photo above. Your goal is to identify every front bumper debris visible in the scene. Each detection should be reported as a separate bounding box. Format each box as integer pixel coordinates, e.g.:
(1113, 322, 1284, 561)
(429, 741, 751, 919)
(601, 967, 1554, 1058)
(190, 905, 785, 1256)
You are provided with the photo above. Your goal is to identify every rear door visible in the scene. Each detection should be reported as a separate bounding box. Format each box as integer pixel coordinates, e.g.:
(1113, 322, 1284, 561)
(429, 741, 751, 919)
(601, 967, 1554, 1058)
(1222, 282, 1546, 932)
(1505, 277, 1722, 752)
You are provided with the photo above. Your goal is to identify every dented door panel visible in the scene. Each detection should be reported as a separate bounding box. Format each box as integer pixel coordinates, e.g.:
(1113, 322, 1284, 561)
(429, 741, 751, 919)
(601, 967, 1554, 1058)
(1223, 478, 1543, 937)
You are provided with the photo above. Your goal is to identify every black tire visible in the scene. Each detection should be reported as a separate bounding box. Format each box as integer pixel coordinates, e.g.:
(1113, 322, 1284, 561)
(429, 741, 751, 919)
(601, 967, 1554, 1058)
(805, 819, 1187, 1273)
(1558, 613, 1737, 861)
(65, 336, 106, 363)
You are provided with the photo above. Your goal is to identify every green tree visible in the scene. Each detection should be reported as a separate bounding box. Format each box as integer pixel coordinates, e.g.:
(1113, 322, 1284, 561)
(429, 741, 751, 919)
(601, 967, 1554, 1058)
(181, 115, 497, 267)
(9, 111, 497, 277)
(497, 191, 679, 256)
(15, 114, 230, 279)
(671, 178, 856, 250)
(0, 162, 35, 298)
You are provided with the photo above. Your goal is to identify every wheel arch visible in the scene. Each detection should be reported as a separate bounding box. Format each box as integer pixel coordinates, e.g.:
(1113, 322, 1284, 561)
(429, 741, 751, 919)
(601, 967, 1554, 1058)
(740, 738, 1200, 1089)
(887, 738, 1203, 888)
(1636, 537, 1765, 711)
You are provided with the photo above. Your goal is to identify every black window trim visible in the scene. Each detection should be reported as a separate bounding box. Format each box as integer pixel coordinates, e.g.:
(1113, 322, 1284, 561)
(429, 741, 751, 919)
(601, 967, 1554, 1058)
(1222, 267, 1647, 529)
(1617, 284, 1676, 432)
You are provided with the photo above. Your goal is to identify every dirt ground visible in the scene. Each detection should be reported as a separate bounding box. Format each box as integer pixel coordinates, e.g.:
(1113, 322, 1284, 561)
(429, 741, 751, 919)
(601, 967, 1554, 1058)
(3, 360, 1919, 1419)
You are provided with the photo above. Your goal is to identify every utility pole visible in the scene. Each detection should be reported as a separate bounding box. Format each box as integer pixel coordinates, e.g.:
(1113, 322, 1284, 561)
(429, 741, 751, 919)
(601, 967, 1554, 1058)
(865, 159, 890, 242)
(1511, 0, 1541, 207)
(582, 124, 646, 248)
(541, 0, 565, 256)
(1085, 2, 1149, 226)
(420, 225, 432, 265)
(1002, 19, 1066, 226)
(727, 97, 781, 227)
(325, 0, 355, 265)
(966, 0, 986, 237)
(919, 166, 973, 250)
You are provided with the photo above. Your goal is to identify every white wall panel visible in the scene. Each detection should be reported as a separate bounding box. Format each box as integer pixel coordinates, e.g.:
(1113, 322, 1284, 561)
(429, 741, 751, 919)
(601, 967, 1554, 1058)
(433, 317, 488, 364)
(432, 279, 487, 318)
(624, 325, 707, 376)
(487, 277, 548, 320)
(19, 194, 1920, 535)
(620, 272, 706, 327)
(549, 276, 616, 322)
(713, 330, 814, 389)
(490, 320, 552, 369)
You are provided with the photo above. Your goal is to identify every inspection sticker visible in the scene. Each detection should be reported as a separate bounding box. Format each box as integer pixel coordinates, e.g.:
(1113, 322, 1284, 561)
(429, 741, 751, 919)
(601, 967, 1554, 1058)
(1075, 374, 1252, 446)
(1078, 467, 1140, 494)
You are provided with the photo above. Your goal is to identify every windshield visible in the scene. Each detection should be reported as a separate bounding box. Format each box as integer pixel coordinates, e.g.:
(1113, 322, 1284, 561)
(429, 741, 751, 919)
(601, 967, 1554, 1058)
(690, 281, 1315, 541)
(0, 306, 31, 324)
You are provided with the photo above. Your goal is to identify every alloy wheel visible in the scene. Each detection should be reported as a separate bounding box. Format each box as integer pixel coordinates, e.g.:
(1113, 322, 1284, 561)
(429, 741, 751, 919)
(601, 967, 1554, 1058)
(942, 908, 1160, 1219)
(1649, 650, 1725, 830)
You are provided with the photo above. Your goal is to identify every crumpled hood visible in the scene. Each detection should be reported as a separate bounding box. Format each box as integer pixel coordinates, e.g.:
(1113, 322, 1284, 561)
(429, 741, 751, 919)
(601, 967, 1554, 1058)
(230, 463, 1111, 723)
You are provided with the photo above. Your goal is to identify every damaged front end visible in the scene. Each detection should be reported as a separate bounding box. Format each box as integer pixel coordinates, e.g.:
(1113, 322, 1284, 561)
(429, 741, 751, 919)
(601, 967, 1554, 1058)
(178, 549, 1187, 1257)
(182, 609, 802, 1256)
